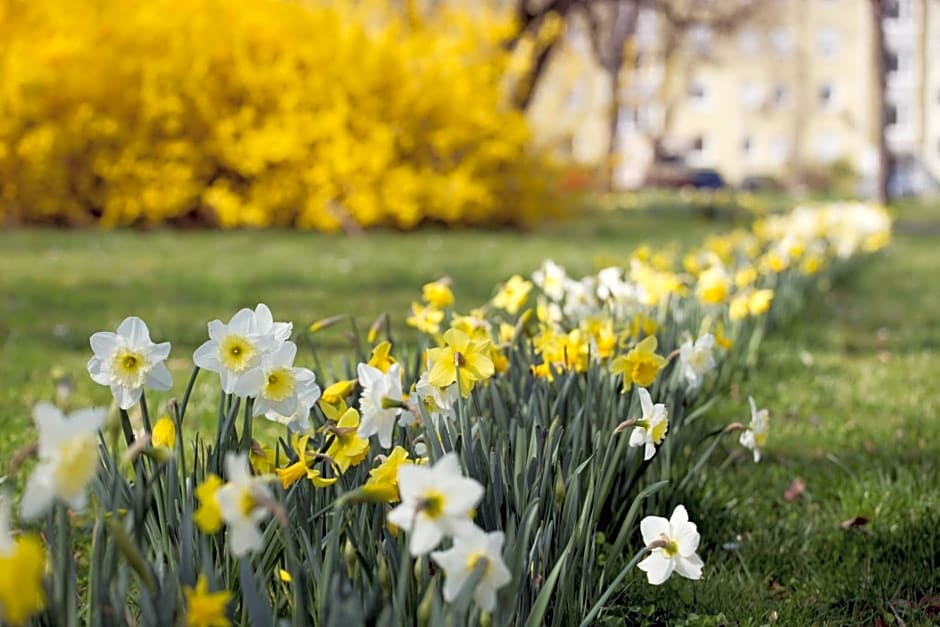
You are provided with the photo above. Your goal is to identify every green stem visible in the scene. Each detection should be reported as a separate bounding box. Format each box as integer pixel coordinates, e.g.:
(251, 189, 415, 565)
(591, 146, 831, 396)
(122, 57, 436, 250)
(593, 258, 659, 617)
(139, 392, 152, 433)
(579, 545, 650, 627)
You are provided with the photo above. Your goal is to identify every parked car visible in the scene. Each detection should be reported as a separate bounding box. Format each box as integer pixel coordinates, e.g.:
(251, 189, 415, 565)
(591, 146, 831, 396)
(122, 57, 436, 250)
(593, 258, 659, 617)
(739, 175, 783, 193)
(688, 168, 726, 189)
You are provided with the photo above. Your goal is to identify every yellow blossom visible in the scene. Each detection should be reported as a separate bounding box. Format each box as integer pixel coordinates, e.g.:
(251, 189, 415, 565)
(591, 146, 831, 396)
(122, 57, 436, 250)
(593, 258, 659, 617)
(406, 302, 444, 335)
(610, 335, 668, 391)
(367, 341, 397, 374)
(491, 274, 532, 315)
(696, 267, 731, 305)
(194, 475, 224, 534)
(321, 379, 357, 406)
(248, 442, 277, 475)
(325, 408, 370, 473)
(151, 415, 177, 449)
(361, 446, 413, 503)
(427, 328, 494, 397)
(422, 280, 454, 309)
(184, 574, 231, 627)
(748, 289, 774, 316)
(276, 433, 338, 490)
(0, 534, 46, 626)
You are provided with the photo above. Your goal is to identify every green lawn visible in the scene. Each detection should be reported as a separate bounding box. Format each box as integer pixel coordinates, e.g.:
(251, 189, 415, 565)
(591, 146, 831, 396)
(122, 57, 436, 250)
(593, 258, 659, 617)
(1, 198, 937, 624)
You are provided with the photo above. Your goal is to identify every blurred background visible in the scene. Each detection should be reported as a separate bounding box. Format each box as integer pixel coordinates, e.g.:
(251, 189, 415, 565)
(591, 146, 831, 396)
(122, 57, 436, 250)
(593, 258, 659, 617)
(1, 0, 937, 232)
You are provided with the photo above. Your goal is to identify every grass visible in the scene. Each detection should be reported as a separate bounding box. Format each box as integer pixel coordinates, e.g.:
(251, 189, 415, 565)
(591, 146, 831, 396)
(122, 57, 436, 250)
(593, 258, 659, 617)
(1, 196, 937, 624)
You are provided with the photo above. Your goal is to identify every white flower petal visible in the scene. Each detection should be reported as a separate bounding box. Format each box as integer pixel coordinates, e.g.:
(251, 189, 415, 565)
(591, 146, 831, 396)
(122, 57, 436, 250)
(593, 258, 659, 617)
(638, 387, 653, 418)
(20, 471, 55, 520)
(674, 552, 704, 580)
(87, 356, 111, 385)
(670, 504, 690, 527)
(193, 340, 221, 372)
(149, 341, 172, 362)
(233, 368, 264, 399)
(146, 362, 173, 391)
(638, 551, 674, 585)
(117, 316, 150, 346)
(409, 516, 444, 555)
(89, 332, 118, 358)
(639, 515, 670, 546)
(113, 384, 142, 410)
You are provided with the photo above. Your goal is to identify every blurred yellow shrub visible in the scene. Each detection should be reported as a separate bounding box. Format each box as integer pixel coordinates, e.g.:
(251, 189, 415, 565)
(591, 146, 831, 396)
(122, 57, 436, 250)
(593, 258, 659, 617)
(0, 0, 561, 230)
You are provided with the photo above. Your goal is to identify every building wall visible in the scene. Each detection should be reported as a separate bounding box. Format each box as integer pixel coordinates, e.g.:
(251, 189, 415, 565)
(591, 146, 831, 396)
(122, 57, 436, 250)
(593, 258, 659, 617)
(922, 0, 940, 182)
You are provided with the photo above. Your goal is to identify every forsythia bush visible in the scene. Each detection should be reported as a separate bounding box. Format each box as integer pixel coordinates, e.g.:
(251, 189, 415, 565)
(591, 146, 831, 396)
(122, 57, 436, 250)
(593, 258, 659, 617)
(0, 0, 560, 230)
(0, 203, 890, 625)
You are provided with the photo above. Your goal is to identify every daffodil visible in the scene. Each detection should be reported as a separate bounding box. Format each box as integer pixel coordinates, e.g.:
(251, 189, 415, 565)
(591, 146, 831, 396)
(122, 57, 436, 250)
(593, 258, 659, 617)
(427, 328, 494, 398)
(194, 474, 224, 534)
(431, 526, 511, 613)
(21, 402, 106, 519)
(610, 335, 667, 391)
(193, 304, 284, 394)
(696, 266, 731, 305)
(215, 453, 274, 557)
(739, 396, 769, 462)
(629, 388, 668, 461)
(748, 289, 774, 316)
(233, 341, 319, 418)
(0, 496, 46, 626)
(357, 362, 407, 448)
(422, 279, 454, 308)
(388, 453, 483, 555)
(151, 415, 177, 449)
(406, 302, 444, 335)
(263, 369, 322, 433)
(320, 379, 357, 406)
(184, 574, 231, 627)
(87, 316, 172, 409)
(491, 274, 532, 314)
(677, 334, 716, 392)
(367, 341, 397, 373)
(361, 446, 413, 503)
(275, 433, 338, 489)
(532, 259, 567, 301)
(638, 505, 704, 585)
(414, 371, 458, 427)
(325, 407, 369, 473)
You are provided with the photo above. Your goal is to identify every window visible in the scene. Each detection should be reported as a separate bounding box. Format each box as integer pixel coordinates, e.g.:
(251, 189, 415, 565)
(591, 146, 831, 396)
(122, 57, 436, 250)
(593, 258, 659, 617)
(738, 30, 760, 54)
(819, 82, 837, 109)
(688, 135, 710, 165)
(885, 50, 899, 73)
(770, 136, 790, 165)
(739, 81, 763, 110)
(770, 27, 792, 55)
(884, 0, 900, 19)
(885, 103, 899, 126)
(771, 84, 789, 107)
(817, 26, 841, 57)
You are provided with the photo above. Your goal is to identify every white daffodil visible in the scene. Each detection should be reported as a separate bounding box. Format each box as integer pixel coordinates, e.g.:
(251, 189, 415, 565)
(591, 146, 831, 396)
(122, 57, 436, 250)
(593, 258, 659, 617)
(739, 396, 770, 462)
(357, 362, 407, 448)
(215, 452, 273, 557)
(248, 303, 293, 344)
(21, 402, 106, 519)
(431, 526, 511, 613)
(388, 453, 483, 555)
(678, 333, 716, 392)
(532, 259, 567, 302)
(638, 504, 704, 585)
(414, 371, 458, 427)
(630, 388, 669, 461)
(193, 304, 291, 394)
(233, 341, 318, 418)
(87, 316, 172, 409)
(264, 373, 322, 432)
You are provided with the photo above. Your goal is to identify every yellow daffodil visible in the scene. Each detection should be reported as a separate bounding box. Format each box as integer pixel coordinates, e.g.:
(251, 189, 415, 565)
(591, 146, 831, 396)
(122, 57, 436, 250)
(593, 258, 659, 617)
(610, 335, 668, 390)
(491, 274, 532, 315)
(406, 302, 444, 335)
(276, 433, 338, 489)
(325, 408, 369, 473)
(422, 279, 454, 309)
(361, 446, 413, 503)
(0, 497, 46, 627)
(194, 475, 224, 534)
(151, 416, 176, 449)
(321, 379, 357, 406)
(696, 266, 730, 305)
(367, 341, 397, 374)
(748, 289, 774, 316)
(248, 442, 277, 475)
(427, 328, 494, 397)
(184, 574, 232, 627)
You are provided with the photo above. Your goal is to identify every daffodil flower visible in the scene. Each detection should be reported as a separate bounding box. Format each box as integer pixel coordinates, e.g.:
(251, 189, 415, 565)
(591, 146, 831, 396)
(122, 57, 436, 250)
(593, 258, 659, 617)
(183, 574, 232, 627)
(357, 362, 406, 448)
(21, 402, 106, 519)
(388, 453, 483, 555)
(215, 453, 274, 557)
(361, 446, 413, 503)
(0, 495, 46, 626)
(637, 505, 704, 585)
(610, 335, 668, 390)
(233, 341, 319, 418)
(431, 526, 511, 613)
(87, 316, 172, 409)
(678, 333, 716, 392)
(491, 274, 532, 314)
(532, 259, 567, 301)
(325, 407, 369, 473)
(193, 304, 283, 394)
(427, 328, 494, 398)
(414, 370, 458, 427)
(739, 396, 769, 462)
(629, 388, 668, 461)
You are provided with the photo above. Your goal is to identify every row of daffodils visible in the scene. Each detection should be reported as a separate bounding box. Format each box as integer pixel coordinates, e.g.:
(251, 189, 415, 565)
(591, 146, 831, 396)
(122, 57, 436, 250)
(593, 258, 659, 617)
(0, 202, 890, 626)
